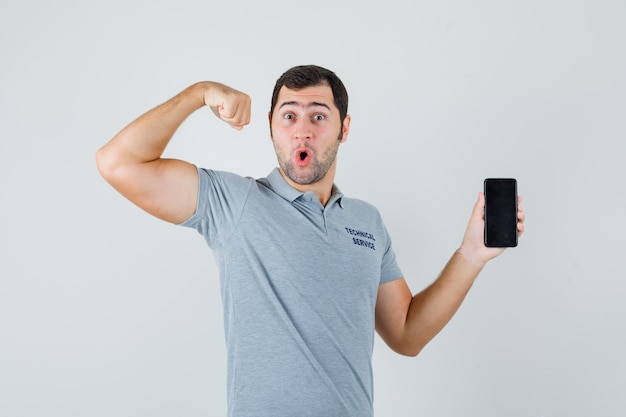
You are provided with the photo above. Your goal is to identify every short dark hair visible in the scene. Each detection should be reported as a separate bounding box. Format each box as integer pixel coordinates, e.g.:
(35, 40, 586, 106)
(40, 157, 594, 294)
(269, 65, 349, 122)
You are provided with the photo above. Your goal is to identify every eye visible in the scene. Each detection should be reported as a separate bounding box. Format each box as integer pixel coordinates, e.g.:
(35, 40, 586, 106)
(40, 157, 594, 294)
(312, 114, 326, 121)
(283, 113, 295, 120)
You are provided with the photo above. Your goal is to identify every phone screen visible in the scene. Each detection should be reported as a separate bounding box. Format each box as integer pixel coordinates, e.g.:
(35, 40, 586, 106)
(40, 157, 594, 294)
(484, 178, 518, 247)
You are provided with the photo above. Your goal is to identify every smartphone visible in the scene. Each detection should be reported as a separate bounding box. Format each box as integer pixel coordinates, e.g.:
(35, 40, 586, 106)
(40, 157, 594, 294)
(484, 178, 518, 247)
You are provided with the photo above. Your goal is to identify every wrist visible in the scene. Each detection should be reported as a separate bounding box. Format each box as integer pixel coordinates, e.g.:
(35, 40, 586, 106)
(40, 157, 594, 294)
(455, 246, 488, 270)
(188, 81, 215, 108)
(197, 81, 232, 108)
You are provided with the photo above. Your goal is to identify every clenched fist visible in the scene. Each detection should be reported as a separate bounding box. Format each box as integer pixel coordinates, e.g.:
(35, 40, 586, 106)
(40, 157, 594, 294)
(202, 82, 251, 130)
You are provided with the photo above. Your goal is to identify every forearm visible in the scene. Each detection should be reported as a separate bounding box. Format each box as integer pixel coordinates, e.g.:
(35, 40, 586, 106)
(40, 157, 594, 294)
(97, 82, 207, 170)
(377, 193, 524, 357)
(403, 249, 485, 355)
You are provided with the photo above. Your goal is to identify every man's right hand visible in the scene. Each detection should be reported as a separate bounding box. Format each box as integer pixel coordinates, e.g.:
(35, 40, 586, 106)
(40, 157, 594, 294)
(203, 82, 251, 130)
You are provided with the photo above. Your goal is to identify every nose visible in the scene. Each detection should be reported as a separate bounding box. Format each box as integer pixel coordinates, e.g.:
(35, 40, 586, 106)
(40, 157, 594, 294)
(293, 118, 312, 140)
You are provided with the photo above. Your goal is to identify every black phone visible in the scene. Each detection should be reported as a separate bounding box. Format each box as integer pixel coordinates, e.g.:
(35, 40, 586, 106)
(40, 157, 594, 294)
(484, 178, 518, 247)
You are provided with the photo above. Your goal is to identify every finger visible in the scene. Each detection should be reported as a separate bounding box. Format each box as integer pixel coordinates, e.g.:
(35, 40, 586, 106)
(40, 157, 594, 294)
(219, 103, 239, 121)
(220, 109, 248, 129)
(222, 100, 251, 127)
(474, 191, 485, 221)
(517, 199, 525, 223)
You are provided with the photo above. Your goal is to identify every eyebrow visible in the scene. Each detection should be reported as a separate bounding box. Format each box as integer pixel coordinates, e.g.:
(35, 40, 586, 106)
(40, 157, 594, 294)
(278, 101, 331, 111)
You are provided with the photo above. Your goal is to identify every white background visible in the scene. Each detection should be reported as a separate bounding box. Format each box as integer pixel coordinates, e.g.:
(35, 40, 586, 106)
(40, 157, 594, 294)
(1, 1, 625, 416)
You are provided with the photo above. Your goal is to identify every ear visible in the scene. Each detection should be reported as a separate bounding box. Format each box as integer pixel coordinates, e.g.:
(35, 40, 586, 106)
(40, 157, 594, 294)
(340, 114, 351, 143)
(268, 112, 273, 140)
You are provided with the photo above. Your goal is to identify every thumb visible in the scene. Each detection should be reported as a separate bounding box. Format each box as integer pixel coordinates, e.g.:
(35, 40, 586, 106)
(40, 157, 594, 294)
(472, 192, 486, 222)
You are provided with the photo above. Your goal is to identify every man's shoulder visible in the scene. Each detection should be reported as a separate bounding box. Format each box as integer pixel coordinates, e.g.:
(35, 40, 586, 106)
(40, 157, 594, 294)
(196, 167, 261, 189)
(198, 167, 254, 181)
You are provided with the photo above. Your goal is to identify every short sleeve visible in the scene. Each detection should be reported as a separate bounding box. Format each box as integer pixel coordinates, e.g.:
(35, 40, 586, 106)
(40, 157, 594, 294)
(179, 168, 255, 249)
(378, 223, 404, 284)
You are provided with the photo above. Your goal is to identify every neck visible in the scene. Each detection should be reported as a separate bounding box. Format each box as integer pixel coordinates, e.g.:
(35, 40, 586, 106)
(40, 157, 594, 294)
(278, 165, 337, 206)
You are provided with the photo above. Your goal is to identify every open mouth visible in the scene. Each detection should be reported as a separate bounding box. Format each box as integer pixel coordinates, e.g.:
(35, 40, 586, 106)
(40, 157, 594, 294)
(295, 148, 311, 166)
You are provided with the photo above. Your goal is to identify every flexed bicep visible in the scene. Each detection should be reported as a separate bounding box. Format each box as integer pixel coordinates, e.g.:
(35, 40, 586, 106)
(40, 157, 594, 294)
(99, 157, 199, 224)
(97, 82, 246, 224)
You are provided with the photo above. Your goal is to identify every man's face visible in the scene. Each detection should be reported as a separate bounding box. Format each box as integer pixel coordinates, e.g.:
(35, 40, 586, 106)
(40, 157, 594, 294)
(269, 83, 350, 186)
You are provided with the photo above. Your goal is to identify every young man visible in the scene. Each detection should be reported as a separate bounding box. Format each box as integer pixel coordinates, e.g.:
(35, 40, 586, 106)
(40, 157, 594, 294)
(96, 65, 525, 416)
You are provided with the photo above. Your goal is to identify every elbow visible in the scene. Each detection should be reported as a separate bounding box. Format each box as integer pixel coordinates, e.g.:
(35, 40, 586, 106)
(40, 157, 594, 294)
(404, 349, 422, 358)
(379, 327, 429, 357)
(388, 339, 426, 358)
(95, 146, 121, 184)
(95, 146, 110, 178)
(397, 345, 423, 358)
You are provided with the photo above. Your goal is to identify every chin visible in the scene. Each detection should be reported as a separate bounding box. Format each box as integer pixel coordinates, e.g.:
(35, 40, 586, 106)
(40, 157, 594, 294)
(283, 168, 323, 186)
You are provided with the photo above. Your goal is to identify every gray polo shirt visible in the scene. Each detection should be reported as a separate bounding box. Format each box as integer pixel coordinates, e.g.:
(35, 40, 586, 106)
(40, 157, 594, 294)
(181, 168, 403, 417)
